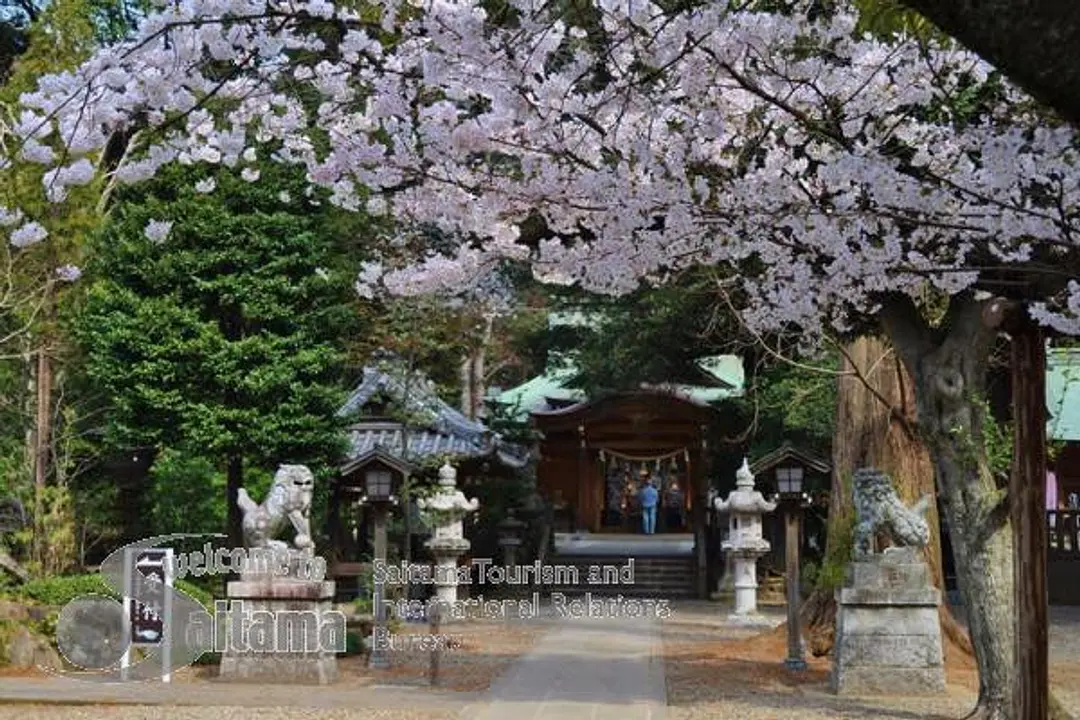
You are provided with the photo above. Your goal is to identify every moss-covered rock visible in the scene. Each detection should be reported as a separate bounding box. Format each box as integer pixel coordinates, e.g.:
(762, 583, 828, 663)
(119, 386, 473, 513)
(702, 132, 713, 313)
(0, 617, 61, 669)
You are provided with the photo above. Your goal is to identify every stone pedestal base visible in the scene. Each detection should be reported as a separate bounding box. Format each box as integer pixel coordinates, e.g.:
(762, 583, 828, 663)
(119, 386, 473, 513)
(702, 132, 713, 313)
(832, 549, 945, 695)
(218, 576, 341, 684)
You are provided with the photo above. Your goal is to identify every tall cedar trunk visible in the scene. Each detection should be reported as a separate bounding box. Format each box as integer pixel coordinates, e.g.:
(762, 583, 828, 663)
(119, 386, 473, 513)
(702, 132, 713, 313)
(803, 337, 969, 655)
(881, 295, 1013, 719)
(460, 356, 472, 417)
(460, 314, 494, 421)
(25, 350, 40, 568)
(31, 273, 56, 572)
(227, 454, 243, 553)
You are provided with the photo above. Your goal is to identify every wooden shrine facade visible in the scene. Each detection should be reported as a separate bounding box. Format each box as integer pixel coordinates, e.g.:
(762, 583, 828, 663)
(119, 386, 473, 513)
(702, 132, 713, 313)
(533, 390, 717, 534)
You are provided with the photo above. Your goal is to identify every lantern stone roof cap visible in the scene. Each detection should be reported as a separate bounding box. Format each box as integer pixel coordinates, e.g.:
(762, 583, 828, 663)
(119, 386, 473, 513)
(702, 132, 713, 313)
(714, 458, 778, 514)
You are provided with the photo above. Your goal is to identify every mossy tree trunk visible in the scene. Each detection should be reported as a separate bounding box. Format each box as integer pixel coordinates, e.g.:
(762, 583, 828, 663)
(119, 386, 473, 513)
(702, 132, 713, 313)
(802, 335, 969, 657)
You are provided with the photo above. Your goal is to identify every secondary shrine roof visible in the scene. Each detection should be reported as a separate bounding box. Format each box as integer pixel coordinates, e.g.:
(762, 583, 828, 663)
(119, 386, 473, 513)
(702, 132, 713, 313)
(339, 357, 529, 469)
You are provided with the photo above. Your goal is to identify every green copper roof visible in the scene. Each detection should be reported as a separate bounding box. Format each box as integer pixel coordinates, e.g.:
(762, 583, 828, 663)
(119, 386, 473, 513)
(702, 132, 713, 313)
(491, 361, 585, 420)
(490, 354, 745, 422)
(696, 355, 745, 389)
(1048, 347, 1080, 441)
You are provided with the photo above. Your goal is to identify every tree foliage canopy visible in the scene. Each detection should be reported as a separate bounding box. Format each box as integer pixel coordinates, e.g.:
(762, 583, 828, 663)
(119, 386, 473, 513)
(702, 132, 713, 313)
(76, 161, 360, 474)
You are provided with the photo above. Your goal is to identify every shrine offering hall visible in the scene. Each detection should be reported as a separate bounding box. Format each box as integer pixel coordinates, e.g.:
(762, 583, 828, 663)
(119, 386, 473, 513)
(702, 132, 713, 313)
(533, 391, 715, 535)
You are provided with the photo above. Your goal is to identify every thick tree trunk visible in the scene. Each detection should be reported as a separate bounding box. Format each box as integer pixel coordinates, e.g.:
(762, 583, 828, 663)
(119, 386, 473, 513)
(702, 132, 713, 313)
(803, 336, 968, 656)
(899, 0, 1080, 127)
(882, 294, 1012, 719)
(227, 454, 243, 552)
(832, 337, 942, 580)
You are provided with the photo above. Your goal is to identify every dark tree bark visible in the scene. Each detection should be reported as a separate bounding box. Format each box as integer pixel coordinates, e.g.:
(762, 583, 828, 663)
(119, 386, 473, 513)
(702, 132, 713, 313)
(900, 0, 1080, 126)
(227, 454, 243, 552)
(1009, 319, 1048, 720)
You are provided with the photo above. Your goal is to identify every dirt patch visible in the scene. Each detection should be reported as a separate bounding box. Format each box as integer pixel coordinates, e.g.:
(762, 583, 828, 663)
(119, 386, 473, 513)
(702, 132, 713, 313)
(0, 666, 46, 678)
(662, 619, 981, 719)
(718, 621, 980, 687)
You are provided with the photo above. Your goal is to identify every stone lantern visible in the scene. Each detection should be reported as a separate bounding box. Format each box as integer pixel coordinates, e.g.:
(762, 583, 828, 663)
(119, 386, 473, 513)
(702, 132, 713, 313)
(418, 462, 479, 606)
(714, 458, 777, 625)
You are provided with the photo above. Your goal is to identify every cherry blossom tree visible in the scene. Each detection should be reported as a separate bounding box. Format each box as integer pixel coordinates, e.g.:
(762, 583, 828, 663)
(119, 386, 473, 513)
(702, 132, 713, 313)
(3, 0, 1079, 716)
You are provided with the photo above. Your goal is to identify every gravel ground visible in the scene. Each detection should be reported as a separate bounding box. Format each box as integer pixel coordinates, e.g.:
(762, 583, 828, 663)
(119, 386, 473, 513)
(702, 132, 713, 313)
(662, 604, 1080, 720)
(0, 618, 547, 719)
(0, 707, 459, 720)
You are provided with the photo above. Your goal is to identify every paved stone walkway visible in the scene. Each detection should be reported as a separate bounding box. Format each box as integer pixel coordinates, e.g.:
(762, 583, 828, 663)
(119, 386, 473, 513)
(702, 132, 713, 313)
(457, 614, 666, 720)
(0, 676, 474, 710)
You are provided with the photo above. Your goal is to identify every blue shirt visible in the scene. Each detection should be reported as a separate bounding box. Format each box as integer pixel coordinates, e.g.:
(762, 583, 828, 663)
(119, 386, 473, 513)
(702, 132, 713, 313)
(639, 485, 658, 508)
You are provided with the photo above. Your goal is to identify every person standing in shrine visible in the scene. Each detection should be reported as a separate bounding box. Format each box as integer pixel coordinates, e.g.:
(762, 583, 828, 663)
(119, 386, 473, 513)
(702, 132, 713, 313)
(639, 470, 659, 535)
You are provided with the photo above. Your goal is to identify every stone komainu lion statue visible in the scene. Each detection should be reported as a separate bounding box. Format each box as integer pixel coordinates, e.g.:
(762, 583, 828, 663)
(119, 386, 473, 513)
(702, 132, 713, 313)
(237, 464, 315, 552)
(852, 467, 931, 559)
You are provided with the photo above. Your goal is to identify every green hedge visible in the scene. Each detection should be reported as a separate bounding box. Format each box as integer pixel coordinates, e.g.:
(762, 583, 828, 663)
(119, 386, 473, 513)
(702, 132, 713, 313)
(15, 574, 115, 605)
(10, 573, 214, 608)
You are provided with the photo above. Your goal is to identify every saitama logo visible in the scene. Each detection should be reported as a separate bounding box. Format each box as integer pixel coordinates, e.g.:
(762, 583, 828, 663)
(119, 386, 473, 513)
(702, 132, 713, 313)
(53, 534, 221, 682)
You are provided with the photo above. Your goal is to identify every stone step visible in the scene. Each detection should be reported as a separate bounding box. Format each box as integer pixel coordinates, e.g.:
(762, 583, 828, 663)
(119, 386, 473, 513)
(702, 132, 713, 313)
(544, 554, 697, 598)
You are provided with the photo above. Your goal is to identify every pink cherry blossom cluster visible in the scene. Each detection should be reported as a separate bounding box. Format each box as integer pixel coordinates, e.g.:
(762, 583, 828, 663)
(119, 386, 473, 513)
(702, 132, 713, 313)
(4, 0, 1079, 335)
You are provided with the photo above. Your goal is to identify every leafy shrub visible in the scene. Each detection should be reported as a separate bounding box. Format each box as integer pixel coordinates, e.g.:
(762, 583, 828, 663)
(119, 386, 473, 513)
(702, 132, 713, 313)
(342, 629, 365, 656)
(800, 560, 819, 595)
(815, 513, 856, 592)
(193, 651, 221, 665)
(14, 574, 115, 605)
(10, 573, 213, 609)
(175, 580, 214, 608)
(147, 451, 226, 536)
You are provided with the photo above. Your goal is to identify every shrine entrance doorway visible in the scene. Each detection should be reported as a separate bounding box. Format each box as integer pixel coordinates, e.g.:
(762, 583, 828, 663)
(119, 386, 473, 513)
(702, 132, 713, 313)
(600, 454, 690, 533)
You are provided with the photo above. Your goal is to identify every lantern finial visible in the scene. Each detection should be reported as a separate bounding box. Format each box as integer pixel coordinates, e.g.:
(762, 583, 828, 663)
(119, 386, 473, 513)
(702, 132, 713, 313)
(735, 457, 754, 489)
(438, 462, 457, 487)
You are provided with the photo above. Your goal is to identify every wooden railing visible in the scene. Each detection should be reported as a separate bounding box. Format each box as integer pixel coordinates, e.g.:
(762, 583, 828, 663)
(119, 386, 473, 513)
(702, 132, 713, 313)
(1047, 510, 1080, 558)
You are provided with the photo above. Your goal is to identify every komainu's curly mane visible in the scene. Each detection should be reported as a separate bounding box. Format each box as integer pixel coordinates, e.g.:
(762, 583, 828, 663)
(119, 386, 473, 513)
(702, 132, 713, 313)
(852, 467, 931, 558)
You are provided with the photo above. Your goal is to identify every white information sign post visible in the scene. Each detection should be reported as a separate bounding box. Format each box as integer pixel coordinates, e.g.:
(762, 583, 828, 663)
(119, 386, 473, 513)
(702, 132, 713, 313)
(120, 547, 174, 683)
